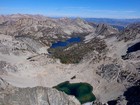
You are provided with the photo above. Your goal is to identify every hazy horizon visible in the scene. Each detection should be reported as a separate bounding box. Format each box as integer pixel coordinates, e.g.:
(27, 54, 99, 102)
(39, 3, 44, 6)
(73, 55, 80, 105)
(0, 0, 140, 19)
(0, 13, 140, 20)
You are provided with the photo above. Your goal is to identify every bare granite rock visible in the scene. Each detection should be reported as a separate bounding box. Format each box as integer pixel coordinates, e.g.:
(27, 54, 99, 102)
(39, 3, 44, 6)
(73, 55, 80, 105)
(97, 64, 121, 81)
(0, 85, 80, 105)
(117, 23, 140, 42)
(95, 24, 119, 37)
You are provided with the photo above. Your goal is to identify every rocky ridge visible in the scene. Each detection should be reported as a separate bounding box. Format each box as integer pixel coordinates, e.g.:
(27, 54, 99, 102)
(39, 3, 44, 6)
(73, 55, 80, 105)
(0, 78, 80, 105)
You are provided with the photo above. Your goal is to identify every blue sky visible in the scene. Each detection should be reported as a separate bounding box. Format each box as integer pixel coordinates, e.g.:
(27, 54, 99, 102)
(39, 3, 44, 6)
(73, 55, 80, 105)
(0, 0, 140, 18)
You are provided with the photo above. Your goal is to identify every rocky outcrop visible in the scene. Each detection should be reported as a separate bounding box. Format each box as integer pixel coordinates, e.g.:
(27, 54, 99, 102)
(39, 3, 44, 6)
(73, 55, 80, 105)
(0, 85, 80, 105)
(0, 67, 80, 105)
(0, 78, 10, 91)
(117, 23, 140, 41)
(0, 61, 7, 75)
(96, 61, 140, 85)
(95, 24, 119, 37)
(97, 64, 121, 81)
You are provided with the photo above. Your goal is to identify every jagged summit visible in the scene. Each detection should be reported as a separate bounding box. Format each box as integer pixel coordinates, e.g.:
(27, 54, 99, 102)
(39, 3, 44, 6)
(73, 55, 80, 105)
(95, 23, 119, 36)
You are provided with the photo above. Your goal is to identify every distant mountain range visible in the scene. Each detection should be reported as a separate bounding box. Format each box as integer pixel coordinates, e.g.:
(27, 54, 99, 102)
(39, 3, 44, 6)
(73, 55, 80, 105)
(83, 18, 140, 27)
(53, 17, 140, 30)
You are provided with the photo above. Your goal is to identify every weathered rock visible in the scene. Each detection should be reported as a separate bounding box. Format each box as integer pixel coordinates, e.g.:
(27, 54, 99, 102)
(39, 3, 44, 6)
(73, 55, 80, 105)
(97, 64, 120, 81)
(0, 61, 6, 75)
(117, 70, 131, 83)
(95, 24, 119, 37)
(0, 78, 9, 91)
(117, 23, 140, 41)
(0, 86, 81, 105)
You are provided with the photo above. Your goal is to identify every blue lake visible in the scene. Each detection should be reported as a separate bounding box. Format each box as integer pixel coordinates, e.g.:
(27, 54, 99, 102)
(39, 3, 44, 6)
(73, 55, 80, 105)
(51, 37, 81, 48)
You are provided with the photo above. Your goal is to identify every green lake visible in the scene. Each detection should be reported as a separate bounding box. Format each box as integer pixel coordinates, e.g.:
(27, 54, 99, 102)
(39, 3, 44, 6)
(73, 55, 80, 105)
(53, 81, 96, 104)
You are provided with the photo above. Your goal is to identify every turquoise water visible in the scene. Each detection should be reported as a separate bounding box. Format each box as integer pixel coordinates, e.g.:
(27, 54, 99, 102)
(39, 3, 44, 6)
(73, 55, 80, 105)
(51, 37, 81, 48)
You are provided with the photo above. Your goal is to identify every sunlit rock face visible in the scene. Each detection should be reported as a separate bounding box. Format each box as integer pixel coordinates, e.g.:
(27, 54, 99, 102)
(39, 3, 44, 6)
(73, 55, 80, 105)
(0, 78, 80, 105)
(95, 23, 119, 36)
(0, 85, 80, 105)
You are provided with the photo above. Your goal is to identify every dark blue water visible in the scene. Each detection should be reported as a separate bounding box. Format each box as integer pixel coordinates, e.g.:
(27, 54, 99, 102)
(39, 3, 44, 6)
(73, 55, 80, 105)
(51, 37, 81, 48)
(127, 42, 140, 53)
(124, 86, 140, 105)
(107, 100, 117, 105)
